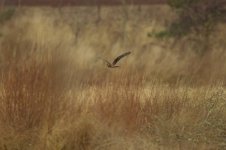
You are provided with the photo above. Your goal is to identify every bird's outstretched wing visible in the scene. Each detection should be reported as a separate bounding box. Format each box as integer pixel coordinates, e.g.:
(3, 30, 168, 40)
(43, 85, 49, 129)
(112, 51, 131, 65)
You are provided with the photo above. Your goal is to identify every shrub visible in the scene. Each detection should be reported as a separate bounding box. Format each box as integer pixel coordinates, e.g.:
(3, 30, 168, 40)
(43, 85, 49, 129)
(0, 8, 15, 24)
(151, 0, 226, 54)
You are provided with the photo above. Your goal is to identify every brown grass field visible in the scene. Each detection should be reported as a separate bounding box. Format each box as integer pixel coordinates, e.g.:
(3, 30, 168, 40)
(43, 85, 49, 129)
(0, 5, 226, 150)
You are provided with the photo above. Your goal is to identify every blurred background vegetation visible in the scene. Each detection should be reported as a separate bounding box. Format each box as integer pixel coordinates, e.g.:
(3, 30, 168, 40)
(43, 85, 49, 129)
(0, 1, 226, 149)
(151, 0, 226, 55)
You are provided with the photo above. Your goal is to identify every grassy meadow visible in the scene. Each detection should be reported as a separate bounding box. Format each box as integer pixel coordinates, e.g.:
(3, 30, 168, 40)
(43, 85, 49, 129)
(0, 5, 226, 150)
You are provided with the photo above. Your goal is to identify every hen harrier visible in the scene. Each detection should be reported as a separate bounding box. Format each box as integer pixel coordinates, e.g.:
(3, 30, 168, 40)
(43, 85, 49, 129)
(102, 51, 131, 68)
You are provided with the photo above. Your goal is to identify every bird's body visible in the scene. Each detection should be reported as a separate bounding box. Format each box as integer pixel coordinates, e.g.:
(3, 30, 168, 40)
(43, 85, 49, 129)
(102, 51, 131, 68)
(106, 63, 120, 68)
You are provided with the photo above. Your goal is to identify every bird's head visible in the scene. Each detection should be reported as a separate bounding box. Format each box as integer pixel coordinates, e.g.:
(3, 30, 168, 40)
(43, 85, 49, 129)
(107, 63, 112, 67)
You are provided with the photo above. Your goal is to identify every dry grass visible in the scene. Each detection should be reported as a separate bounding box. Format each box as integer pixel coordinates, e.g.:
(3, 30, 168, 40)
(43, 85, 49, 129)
(0, 5, 225, 150)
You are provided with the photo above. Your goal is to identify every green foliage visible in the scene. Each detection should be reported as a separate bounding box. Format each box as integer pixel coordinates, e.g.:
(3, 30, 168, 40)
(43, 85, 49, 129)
(148, 30, 172, 39)
(0, 8, 15, 37)
(0, 8, 15, 24)
(148, 21, 190, 39)
(151, 0, 226, 54)
(168, 0, 226, 37)
(168, 0, 199, 9)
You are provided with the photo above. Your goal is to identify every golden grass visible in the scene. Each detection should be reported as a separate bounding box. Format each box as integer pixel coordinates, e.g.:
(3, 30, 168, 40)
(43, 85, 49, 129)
(0, 5, 225, 150)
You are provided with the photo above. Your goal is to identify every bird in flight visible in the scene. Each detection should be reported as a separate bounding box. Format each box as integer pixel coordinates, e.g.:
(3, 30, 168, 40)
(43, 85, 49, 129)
(102, 51, 131, 68)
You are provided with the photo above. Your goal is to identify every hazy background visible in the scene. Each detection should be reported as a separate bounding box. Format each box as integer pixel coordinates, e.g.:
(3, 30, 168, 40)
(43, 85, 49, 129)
(1, 5, 226, 85)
